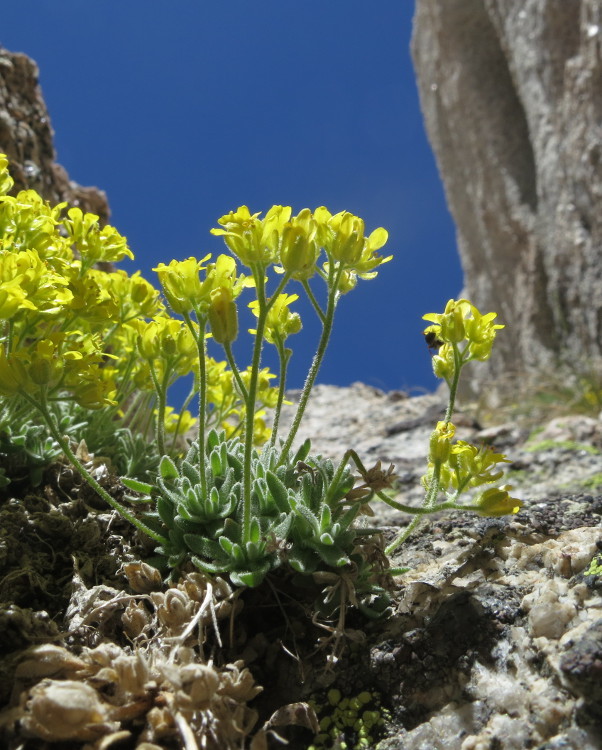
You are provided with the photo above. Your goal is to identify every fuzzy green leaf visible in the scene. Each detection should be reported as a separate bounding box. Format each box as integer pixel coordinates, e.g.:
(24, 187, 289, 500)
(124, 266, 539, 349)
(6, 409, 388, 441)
(210, 449, 222, 477)
(121, 477, 154, 495)
(249, 517, 261, 544)
(265, 470, 291, 513)
(230, 560, 271, 587)
(157, 495, 175, 526)
(293, 437, 311, 465)
(184, 534, 221, 558)
(288, 548, 318, 574)
(191, 556, 228, 575)
(159, 455, 179, 480)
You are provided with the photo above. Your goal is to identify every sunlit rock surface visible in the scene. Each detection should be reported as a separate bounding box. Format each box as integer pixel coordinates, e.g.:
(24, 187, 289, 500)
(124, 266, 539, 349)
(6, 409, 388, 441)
(412, 1, 602, 397)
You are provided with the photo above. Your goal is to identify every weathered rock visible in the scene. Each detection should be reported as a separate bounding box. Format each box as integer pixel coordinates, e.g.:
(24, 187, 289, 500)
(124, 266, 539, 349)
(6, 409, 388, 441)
(0, 46, 109, 222)
(411, 1, 602, 398)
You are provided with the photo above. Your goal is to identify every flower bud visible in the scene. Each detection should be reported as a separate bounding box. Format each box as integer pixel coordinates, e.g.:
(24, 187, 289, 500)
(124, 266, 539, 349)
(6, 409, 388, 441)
(428, 421, 456, 463)
(329, 212, 365, 265)
(476, 486, 522, 517)
(29, 340, 62, 386)
(136, 325, 160, 360)
(280, 224, 318, 279)
(209, 287, 238, 344)
(431, 343, 455, 381)
(0, 352, 27, 396)
(153, 255, 212, 314)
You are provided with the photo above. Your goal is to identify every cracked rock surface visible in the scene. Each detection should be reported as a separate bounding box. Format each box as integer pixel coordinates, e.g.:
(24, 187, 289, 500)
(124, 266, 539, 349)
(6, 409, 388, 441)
(1, 391, 601, 750)
(278, 384, 602, 749)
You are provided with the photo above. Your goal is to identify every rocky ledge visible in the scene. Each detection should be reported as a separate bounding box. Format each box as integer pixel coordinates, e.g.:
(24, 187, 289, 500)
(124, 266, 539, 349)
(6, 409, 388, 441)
(278, 384, 602, 749)
(0, 385, 601, 749)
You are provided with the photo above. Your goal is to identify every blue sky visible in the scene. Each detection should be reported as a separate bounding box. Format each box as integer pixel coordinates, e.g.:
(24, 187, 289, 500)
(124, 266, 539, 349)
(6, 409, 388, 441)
(2, 1, 460, 404)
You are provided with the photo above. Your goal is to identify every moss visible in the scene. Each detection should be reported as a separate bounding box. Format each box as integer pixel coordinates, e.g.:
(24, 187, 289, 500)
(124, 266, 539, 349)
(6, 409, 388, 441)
(524, 439, 600, 455)
(307, 688, 391, 749)
(584, 554, 602, 578)
(578, 473, 602, 491)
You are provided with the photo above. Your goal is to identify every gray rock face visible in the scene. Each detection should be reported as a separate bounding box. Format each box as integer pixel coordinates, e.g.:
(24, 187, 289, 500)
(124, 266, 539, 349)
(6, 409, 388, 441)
(280, 384, 602, 749)
(411, 1, 602, 397)
(0, 46, 109, 222)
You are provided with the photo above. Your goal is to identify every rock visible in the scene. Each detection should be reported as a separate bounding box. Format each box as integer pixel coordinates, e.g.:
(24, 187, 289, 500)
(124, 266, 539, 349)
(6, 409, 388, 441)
(0, 46, 109, 222)
(372, 516, 602, 750)
(560, 618, 602, 705)
(411, 1, 602, 398)
(534, 414, 602, 445)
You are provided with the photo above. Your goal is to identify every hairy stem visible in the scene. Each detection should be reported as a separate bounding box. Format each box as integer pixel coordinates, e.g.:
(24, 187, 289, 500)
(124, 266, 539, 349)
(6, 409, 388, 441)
(302, 279, 326, 323)
(223, 341, 248, 402)
(279, 266, 342, 462)
(444, 344, 463, 423)
(268, 339, 290, 449)
(242, 267, 268, 542)
(184, 312, 208, 498)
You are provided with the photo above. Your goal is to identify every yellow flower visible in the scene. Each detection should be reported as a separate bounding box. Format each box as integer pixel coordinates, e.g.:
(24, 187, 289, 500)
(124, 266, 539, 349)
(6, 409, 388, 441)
(476, 486, 522, 517)
(0, 351, 27, 396)
(423, 299, 471, 344)
(0, 153, 14, 195)
(448, 441, 509, 489)
(430, 341, 455, 381)
(63, 208, 133, 264)
(130, 316, 197, 376)
(208, 286, 239, 344)
(211, 205, 291, 267)
(252, 410, 272, 446)
(28, 338, 64, 386)
(72, 379, 117, 409)
(248, 293, 301, 345)
(315, 207, 392, 276)
(428, 420, 456, 463)
(153, 255, 213, 314)
(105, 270, 164, 322)
(0, 282, 36, 319)
(423, 299, 504, 360)
(330, 266, 358, 295)
(68, 270, 119, 323)
(162, 407, 197, 435)
(0, 249, 73, 316)
(206, 254, 254, 299)
(464, 307, 505, 361)
(278, 208, 320, 280)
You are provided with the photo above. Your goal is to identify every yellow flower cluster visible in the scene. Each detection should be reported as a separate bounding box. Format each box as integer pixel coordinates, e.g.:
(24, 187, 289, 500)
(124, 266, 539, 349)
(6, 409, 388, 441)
(0, 154, 270, 442)
(211, 204, 392, 293)
(422, 420, 522, 517)
(423, 298, 504, 382)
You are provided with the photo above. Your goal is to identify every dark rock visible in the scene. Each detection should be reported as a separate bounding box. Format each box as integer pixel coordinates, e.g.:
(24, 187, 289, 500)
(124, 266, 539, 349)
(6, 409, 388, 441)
(560, 618, 602, 704)
(0, 45, 109, 222)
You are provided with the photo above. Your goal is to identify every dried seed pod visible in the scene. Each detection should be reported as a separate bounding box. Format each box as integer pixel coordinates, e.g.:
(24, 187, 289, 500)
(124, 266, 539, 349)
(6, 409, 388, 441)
(218, 661, 262, 703)
(110, 651, 152, 699)
(14, 644, 87, 680)
(152, 588, 195, 631)
(21, 679, 118, 741)
(123, 562, 163, 593)
(94, 729, 133, 750)
(121, 600, 153, 640)
(145, 705, 175, 739)
(179, 664, 221, 709)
